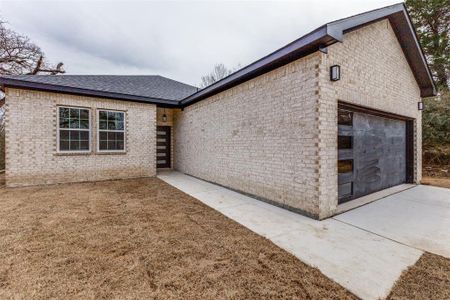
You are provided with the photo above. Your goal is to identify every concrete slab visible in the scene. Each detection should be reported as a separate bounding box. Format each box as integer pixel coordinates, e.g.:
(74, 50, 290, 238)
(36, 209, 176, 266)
(336, 183, 415, 214)
(334, 185, 450, 258)
(157, 171, 423, 300)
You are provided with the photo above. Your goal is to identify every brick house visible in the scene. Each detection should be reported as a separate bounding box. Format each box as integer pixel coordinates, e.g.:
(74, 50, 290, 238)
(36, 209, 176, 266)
(0, 4, 436, 219)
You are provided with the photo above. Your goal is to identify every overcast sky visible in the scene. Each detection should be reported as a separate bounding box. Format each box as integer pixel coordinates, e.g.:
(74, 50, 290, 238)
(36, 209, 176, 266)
(0, 0, 399, 86)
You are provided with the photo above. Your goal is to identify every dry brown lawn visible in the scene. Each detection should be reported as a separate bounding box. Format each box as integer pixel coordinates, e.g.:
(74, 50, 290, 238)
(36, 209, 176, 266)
(0, 177, 356, 299)
(421, 176, 450, 189)
(388, 252, 450, 300)
(1, 177, 449, 299)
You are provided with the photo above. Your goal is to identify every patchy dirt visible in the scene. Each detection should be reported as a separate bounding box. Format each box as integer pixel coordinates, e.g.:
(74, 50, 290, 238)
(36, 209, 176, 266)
(421, 176, 450, 189)
(388, 252, 450, 300)
(0, 178, 356, 299)
(423, 164, 450, 178)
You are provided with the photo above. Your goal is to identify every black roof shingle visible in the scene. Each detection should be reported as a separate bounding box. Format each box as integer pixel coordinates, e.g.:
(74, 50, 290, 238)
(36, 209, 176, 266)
(0, 75, 197, 105)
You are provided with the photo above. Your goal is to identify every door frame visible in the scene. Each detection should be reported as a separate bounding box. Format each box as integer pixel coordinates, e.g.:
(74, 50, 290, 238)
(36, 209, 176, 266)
(337, 102, 415, 203)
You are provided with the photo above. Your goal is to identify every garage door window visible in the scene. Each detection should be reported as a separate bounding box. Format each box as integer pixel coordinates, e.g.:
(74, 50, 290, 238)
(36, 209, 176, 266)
(338, 109, 354, 203)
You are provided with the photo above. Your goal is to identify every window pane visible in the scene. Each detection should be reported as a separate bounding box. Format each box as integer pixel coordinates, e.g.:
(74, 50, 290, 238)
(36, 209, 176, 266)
(99, 141, 107, 150)
(60, 141, 70, 151)
(70, 108, 80, 119)
(99, 131, 107, 141)
(80, 119, 89, 129)
(70, 118, 80, 129)
(59, 107, 70, 119)
(116, 121, 124, 130)
(99, 111, 107, 121)
(99, 120, 107, 130)
(338, 136, 352, 149)
(80, 140, 89, 150)
(108, 141, 115, 150)
(70, 131, 80, 140)
(338, 160, 353, 174)
(80, 109, 89, 120)
(338, 110, 352, 126)
(80, 131, 89, 141)
(108, 121, 116, 130)
(116, 141, 124, 150)
(60, 130, 70, 141)
(60, 118, 70, 128)
(116, 132, 124, 141)
(70, 140, 80, 151)
(107, 111, 115, 120)
(116, 112, 124, 122)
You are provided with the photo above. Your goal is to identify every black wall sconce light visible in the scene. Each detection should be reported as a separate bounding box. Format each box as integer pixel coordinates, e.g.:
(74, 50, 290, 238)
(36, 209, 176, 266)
(162, 107, 168, 122)
(418, 101, 424, 111)
(330, 65, 341, 81)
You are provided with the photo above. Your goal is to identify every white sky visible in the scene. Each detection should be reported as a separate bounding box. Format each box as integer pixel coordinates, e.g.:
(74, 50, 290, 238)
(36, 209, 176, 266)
(0, 0, 399, 86)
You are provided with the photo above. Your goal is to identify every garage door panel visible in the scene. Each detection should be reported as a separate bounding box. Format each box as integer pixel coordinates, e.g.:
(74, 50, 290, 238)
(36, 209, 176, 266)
(338, 109, 407, 202)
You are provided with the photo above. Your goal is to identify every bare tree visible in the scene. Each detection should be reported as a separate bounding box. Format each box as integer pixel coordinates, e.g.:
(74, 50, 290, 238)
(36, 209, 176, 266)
(200, 63, 240, 88)
(0, 20, 65, 76)
(0, 19, 65, 169)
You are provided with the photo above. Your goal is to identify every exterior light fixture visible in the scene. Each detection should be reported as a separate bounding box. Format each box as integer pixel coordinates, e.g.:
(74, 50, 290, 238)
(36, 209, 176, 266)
(330, 65, 341, 81)
(162, 108, 168, 122)
(418, 101, 424, 111)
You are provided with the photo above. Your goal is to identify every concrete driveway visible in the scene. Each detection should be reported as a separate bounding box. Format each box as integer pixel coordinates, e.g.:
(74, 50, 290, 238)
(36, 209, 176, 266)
(335, 184, 450, 258)
(158, 171, 450, 300)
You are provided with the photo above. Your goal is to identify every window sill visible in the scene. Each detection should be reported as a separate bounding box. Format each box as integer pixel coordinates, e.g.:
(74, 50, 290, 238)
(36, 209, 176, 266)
(54, 151, 92, 156)
(95, 151, 127, 155)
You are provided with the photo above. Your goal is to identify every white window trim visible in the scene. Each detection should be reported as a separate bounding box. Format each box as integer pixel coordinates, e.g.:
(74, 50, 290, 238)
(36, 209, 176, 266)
(56, 106, 92, 153)
(96, 109, 127, 153)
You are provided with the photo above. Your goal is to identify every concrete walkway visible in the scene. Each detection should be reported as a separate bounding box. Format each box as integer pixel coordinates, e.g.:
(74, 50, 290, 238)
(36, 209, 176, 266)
(157, 171, 449, 299)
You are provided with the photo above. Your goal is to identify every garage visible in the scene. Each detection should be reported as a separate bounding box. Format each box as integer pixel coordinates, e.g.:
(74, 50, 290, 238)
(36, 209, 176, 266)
(338, 103, 414, 204)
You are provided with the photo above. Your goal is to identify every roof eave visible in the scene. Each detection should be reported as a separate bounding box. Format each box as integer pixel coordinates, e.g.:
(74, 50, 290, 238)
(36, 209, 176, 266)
(0, 78, 181, 107)
(181, 3, 436, 106)
(322, 3, 436, 97)
(180, 26, 341, 107)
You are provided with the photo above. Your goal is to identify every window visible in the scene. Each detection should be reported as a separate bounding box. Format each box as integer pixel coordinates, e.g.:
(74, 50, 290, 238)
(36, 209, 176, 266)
(58, 107, 90, 152)
(338, 135, 352, 149)
(338, 109, 353, 126)
(338, 159, 353, 174)
(97, 110, 125, 152)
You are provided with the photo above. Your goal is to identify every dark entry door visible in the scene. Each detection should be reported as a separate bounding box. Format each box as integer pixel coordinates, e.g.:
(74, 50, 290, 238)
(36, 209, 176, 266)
(156, 126, 171, 168)
(338, 107, 408, 203)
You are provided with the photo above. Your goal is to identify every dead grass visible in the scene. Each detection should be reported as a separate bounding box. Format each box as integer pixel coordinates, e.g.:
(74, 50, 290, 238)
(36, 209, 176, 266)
(421, 176, 450, 189)
(388, 252, 450, 300)
(0, 178, 356, 299)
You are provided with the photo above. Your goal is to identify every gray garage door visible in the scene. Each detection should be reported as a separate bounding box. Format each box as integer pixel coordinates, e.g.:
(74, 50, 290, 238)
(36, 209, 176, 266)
(338, 108, 407, 203)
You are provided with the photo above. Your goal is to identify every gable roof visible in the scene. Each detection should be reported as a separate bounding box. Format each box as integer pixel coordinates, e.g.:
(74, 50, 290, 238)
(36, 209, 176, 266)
(0, 3, 436, 108)
(181, 3, 436, 107)
(0, 75, 197, 107)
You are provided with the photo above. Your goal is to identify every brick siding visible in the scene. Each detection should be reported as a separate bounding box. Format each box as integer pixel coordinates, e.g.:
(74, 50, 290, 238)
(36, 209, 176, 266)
(4, 89, 156, 187)
(174, 53, 323, 218)
(318, 19, 423, 218)
(174, 19, 423, 219)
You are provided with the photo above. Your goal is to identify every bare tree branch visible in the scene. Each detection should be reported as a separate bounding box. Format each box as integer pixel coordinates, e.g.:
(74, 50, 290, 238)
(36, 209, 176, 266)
(199, 63, 241, 88)
(0, 20, 65, 75)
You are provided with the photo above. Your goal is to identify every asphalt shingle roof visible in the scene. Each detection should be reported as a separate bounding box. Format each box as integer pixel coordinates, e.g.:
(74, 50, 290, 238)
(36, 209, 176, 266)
(0, 75, 198, 102)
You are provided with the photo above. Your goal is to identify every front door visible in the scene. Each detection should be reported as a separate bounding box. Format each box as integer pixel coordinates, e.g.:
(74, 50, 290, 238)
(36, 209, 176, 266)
(156, 126, 171, 168)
